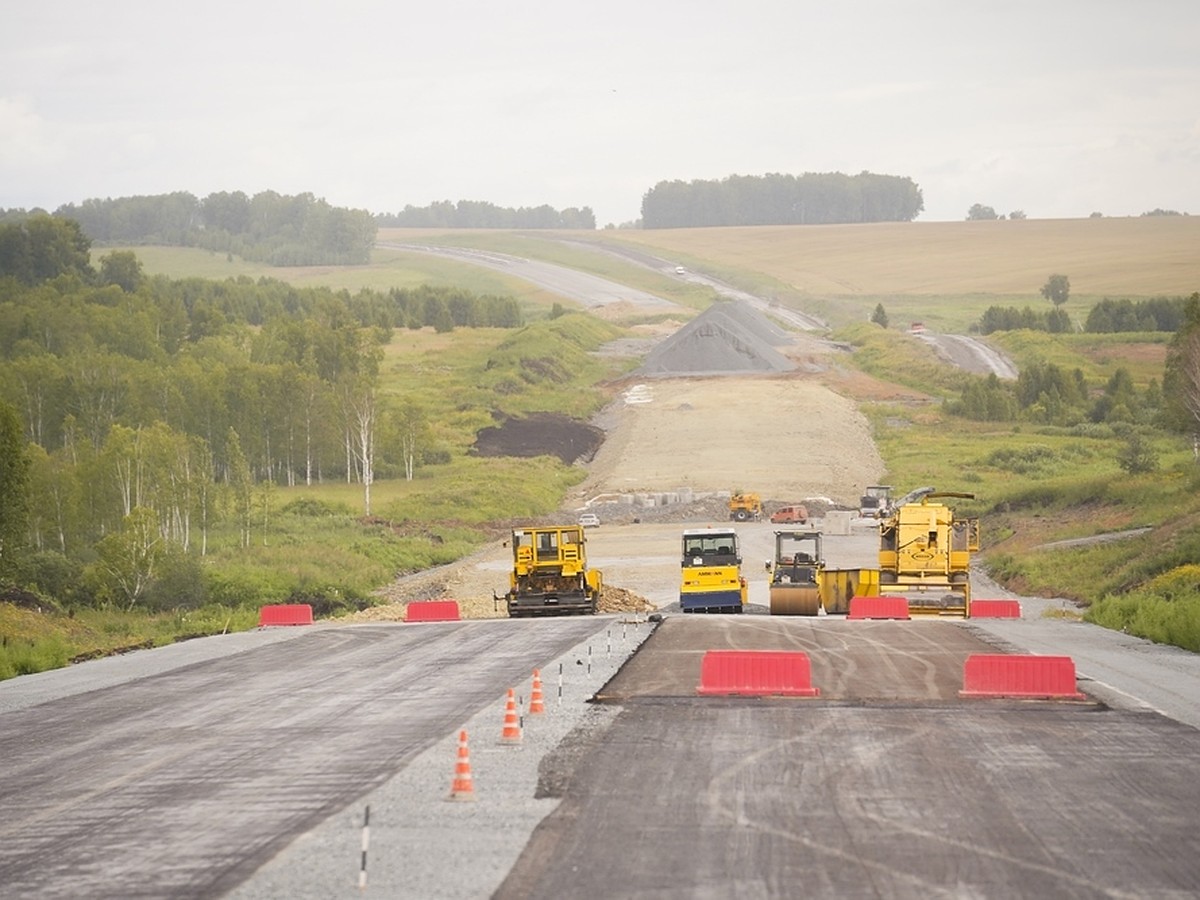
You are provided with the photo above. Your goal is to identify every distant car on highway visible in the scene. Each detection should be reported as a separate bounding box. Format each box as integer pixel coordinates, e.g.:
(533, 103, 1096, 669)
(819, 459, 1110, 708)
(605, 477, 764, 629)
(674, 266, 686, 274)
(578, 513, 600, 528)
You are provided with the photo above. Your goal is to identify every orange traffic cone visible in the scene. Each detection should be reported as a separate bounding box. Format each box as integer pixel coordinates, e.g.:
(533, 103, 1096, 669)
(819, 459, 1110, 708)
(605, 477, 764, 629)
(448, 729, 475, 802)
(529, 669, 545, 715)
(499, 687, 522, 745)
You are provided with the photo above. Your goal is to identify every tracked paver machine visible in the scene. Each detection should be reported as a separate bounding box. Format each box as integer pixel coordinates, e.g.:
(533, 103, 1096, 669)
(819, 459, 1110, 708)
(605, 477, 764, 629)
(878, 489, 979, 617)
(497, 524, 602, 617)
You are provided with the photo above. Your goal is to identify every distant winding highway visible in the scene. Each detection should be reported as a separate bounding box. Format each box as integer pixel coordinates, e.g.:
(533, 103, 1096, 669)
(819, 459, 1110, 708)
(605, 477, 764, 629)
(382, 239, 1017, 378)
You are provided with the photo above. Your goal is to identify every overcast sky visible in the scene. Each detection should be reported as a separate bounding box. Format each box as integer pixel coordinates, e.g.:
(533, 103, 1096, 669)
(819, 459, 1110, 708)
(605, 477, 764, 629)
(2, 1, 1197, 227)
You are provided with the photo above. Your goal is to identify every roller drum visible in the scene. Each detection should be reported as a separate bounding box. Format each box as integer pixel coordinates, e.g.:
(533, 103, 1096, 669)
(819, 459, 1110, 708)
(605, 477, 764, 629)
(769, 584, 820, 616)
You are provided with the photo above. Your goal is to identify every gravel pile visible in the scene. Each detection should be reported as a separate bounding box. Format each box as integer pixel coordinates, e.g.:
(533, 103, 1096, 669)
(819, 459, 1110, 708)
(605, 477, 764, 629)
(226, 621, 655, 899)
(637, 299, 796, 376)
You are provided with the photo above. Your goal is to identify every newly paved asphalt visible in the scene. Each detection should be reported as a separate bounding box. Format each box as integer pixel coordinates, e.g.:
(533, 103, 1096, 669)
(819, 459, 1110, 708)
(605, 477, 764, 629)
(497, 617, 1200, 899)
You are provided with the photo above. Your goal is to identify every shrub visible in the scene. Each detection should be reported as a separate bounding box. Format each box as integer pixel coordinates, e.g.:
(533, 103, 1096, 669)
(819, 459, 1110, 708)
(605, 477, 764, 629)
(143, 549, 208, 612)
(281, 497, 353, 517)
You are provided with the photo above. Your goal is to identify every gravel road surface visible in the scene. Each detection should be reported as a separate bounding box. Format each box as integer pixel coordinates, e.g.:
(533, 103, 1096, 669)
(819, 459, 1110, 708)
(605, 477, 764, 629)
(916, 331, 1020, 379)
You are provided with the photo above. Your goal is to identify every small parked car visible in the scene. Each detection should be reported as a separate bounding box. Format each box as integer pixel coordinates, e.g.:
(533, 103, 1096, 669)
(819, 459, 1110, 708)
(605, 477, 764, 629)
(769, 505, 809, 524)
(578, 513, 601, 528)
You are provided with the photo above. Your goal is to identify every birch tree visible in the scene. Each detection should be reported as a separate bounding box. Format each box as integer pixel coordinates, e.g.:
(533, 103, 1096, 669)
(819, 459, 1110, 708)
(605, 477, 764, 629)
(226, 428, 253, 548)
(94, 506, 161, 610)
(346, 377, 377, 516)
(395, 400, 428, 482)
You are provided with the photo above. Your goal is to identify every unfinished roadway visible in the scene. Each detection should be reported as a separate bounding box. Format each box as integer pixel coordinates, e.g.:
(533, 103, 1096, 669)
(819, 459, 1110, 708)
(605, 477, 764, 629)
(3, 593, 1200, 899)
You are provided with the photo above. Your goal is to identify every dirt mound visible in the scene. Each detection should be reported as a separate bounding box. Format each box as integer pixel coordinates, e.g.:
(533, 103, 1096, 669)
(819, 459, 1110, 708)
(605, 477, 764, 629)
(637, 299, 796, 376)
(473, 412, 605, 464)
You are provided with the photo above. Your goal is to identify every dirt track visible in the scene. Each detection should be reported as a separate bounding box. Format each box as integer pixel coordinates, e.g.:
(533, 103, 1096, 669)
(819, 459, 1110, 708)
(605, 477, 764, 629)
(572, 374, 885, 504)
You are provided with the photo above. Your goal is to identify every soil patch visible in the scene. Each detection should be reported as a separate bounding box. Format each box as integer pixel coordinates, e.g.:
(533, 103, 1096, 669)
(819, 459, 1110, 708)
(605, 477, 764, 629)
(473, 413, 605, 464)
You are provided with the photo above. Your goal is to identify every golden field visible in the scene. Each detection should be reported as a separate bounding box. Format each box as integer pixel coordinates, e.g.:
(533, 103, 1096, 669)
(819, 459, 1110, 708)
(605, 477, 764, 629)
(592, 216, 1200, 298)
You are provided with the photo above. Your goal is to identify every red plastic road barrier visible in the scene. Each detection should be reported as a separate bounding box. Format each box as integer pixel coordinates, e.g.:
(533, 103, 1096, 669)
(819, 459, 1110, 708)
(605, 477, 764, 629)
(970, 599, 1022, 618)
(847, 595, 910, 620)
(405, 600, 461, 622)
(257, 604, 314, 627)
(959, 654, 1086, 700)
(696, 650, 820, 697)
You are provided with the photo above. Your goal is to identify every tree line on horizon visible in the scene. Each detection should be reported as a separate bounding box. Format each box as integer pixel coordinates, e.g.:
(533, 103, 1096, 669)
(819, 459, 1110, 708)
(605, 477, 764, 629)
(1, 191, 377, 267)
(639, 171, 925, 228)
(375, 200, 596, 229)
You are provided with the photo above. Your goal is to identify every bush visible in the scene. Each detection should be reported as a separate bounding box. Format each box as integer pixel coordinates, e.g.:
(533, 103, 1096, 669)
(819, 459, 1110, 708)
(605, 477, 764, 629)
(1116, 432, 1158, 474)
(282, 588, 369, 618)
(280, 497, 354, 517)
(1088, 590, 1200, 652)
(19, 551, 81, 606)
(143, 549, 208, 612)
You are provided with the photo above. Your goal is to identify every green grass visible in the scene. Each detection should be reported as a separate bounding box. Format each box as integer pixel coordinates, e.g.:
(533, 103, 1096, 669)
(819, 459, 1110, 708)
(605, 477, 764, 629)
(991, 330, 1169, 387)
(0, 601, 259, 680)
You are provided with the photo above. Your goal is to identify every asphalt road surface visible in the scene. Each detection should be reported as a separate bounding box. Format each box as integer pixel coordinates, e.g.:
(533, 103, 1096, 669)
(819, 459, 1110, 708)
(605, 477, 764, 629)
(6, 519, 1200, 898)
(497, 617, 1200, 899)
(0, 618, 605, 899)
(378, 243, 684, 314)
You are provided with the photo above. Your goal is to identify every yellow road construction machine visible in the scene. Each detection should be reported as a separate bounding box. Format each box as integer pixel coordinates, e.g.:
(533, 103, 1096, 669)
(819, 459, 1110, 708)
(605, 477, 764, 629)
(680, 527, 747, 613)
(768, 530, 880, 616)
(768, 531, 823, 615)
(497, 524, 602, 617)
(878, 489, 979, 617)
(728, 491, 762, 522)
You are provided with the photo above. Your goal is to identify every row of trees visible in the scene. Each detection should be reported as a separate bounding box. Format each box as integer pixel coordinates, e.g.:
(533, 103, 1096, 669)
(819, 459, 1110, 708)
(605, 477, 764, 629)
(640, 172, 925, 228)
(376, 200, 596, 229)
(0, 216, 93, 285)
(953, 293, 1200, 435)
(975, 294, 1195, 336)
(976, 306, 1073, 335)
(950, 363, 1161, 428)
(6, 191, 378, 266)
(966, 204, 1027, 221)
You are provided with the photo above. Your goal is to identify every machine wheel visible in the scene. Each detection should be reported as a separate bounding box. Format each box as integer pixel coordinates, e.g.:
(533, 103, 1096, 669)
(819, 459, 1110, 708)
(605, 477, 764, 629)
(734, 509, 749, 521)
